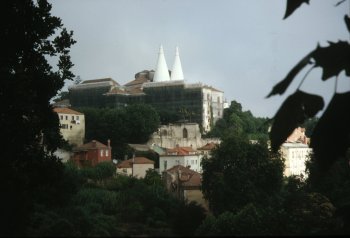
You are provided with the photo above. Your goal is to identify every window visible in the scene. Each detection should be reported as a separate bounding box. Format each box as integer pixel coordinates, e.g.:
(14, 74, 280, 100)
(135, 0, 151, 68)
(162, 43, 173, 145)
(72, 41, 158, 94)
(183, 128, 188, 138)
(76, 116, 79, 120)
(71, 115, 74, 120)
(217, 96, 220, 103)
(100, 150, 103, 157)
(65, 115, 68, 120)
(61, 124, 68, 129)
(70, 125, 72, 130)
(60, 115, 63, 120)
(105, 149, 109, 156)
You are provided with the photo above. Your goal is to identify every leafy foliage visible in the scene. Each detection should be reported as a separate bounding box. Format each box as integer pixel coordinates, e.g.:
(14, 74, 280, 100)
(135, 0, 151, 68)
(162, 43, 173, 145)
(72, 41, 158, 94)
(270, 90, 324, 151)
(201, 133, 284, 215)
(206, 100, 270, 141)
(283, 0, 309, 19)
(0, 0, 75, 235)
(77, 104, 160, 160)
(267, 1, 350, 171)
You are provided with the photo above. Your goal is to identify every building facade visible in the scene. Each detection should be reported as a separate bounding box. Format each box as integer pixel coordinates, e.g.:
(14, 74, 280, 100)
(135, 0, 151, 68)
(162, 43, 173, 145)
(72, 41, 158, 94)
(53, 107, 85, 146)
(163, 165, 208, 211)
(159, 146, 203, 174)
(68, 46, 224, 132)
(116, 156, 155, 178)
(281, 142, 312, 178)
(71, 140, 112, 168)
(148, 122, 221, 149)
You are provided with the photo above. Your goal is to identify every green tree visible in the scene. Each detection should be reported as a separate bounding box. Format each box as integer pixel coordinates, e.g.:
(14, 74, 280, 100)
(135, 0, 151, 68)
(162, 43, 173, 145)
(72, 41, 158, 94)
(79, 105, 160, 160)
(207, 100, 270, 141)
(201, 133, 284, 215)
(125, 104, 160, 143)
(0, 0, 75, 235)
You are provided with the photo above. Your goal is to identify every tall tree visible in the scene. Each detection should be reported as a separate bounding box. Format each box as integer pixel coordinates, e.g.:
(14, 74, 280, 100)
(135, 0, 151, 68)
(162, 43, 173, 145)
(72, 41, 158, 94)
(201, 133, 284, 215)
(0, 0, 75, 235)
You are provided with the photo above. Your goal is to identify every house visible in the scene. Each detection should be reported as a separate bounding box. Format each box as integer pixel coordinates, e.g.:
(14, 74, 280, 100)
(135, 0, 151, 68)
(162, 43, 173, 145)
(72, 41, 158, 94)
(53, 107, 85, 146)
(71, 140, 111, 168)
(163, 165, 208, 211)
(197, 142, 218, 158)
(281, 127, 312, 178)
(159, 145, 203, 174)
(116, 156, 155, 178)
(281, 142, 312, 178)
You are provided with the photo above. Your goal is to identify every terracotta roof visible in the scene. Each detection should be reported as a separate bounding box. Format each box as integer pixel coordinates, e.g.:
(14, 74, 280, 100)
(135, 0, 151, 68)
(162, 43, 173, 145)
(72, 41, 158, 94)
(74, 140, 108, 151)
(53, 107, 83, 115)
(117, 157, 154, 168)
(166, 165, 201, 188)
(124, 77, 150, 88)
(80, 78, 119, 85)
(117, 159, 133, 168)
(198, 142, 218, 151)
(166, 146, 197, 155)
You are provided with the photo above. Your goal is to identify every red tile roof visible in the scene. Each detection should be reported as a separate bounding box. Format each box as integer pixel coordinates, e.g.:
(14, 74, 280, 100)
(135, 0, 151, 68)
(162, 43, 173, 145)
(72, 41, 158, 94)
(74, 140, 108, 151)
(198, 142, 218, 151)
(166, 146, 197, 155)
(53, 107, 84, 115)
(117, 157, 154, 168)
(166, 165, 201, 188)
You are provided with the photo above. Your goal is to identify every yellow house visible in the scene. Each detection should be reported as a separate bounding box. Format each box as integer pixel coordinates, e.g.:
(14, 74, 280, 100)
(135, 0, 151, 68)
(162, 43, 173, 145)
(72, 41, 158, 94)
(116, 157, 155, 178)
(53, 107, 85, 146)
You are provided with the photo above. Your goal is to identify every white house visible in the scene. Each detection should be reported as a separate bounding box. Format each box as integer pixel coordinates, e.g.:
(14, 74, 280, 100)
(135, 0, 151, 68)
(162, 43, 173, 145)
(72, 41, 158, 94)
(281, 142, 312, 178)
(159, 146, 203, 174)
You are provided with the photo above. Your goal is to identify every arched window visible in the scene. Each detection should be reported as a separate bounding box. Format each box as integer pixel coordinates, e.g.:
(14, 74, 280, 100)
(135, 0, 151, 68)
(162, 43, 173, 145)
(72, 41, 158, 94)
(183, 128, 188, 138)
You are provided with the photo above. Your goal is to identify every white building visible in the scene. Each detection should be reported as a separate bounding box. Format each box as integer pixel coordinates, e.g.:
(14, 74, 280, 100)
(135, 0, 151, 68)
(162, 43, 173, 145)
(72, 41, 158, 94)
(159, 146, 203, 174)
(281, 142, 312, 178)
(53, 107, 85, 146)
(148, 122, 221, 149)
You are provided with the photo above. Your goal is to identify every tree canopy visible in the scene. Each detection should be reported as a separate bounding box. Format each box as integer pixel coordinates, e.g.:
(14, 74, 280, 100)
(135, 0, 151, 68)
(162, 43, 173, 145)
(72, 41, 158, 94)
(77, 104, 160, 160)
(1, 0, 76, 235)
(206, 100, 270, 141)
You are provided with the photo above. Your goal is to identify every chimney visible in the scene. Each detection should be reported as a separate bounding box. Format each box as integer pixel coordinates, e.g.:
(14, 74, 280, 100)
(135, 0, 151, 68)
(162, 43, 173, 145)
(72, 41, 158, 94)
(107, 139, 111, 148)
(92, 140, 96, 147)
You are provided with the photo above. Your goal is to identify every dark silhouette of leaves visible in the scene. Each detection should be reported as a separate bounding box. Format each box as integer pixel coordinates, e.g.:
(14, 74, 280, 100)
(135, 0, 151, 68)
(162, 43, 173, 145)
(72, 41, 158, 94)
(345, 15, 350, 32)
(267, 41, 350, 98)
(312, 41, 350, 80)
(270, 91, 324, 152)
(310, 92, 350, 172)
(266, 51, 313, 98)
(283, 0, 310, 19)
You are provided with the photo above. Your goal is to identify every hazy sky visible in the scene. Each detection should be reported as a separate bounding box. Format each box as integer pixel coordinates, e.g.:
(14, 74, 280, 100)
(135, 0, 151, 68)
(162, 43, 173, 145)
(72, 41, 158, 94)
(49, 0, 349, 118)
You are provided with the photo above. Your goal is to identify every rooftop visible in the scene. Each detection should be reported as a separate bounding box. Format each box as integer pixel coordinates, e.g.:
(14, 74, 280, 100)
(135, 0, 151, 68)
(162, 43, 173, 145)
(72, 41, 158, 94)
(53, 107, 83, 115)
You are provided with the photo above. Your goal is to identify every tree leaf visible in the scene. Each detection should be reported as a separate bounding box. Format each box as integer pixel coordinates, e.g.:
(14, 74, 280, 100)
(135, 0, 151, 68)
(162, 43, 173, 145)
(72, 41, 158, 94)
(310, 92, 350, 171)
(266, 51, 313, 98)
(283, 0, 310, 20)
(312, 41, 350, 80)
(345, 15, 350, 32)
(270, 91, 324, 152)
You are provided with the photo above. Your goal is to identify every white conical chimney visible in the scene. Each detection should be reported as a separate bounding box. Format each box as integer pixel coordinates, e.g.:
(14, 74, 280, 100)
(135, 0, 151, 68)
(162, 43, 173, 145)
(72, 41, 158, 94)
(153, 45, 170, 82)
(171, 46, 184, 81)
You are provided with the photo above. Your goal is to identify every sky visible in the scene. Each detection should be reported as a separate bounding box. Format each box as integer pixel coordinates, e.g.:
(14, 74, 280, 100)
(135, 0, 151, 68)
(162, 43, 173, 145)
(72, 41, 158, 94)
(49, 0, 349, 118)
